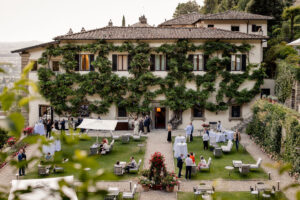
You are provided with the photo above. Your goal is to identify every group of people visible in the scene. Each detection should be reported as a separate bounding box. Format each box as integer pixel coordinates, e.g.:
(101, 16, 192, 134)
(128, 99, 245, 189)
(115, 156, 137, 173)
(133, 115, 151, 135)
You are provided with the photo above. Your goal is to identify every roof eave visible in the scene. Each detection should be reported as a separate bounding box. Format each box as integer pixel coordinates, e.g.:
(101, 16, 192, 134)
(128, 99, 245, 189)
(11, 41, 60, 53)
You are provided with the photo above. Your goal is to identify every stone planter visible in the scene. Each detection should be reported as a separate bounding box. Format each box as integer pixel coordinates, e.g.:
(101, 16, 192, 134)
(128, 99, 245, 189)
(142, 185, 150, 192)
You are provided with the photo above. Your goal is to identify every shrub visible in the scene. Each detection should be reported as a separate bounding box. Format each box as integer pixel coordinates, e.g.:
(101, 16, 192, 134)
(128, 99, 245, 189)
(0, 128, 8, 149)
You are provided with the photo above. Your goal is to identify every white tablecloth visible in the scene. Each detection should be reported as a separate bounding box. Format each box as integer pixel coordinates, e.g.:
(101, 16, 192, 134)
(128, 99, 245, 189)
(42, 140, 61, 155)
(209, 131, 226, 143)
(173, 136, 186, 151)
(174, 143, 188, 158)
(224, 130, 234, 140)
(34, 123, 45, 135)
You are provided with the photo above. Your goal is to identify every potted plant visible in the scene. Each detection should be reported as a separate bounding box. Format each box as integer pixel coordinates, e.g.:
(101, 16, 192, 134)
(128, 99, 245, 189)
(141, 169, 150, 177)
(23, 126, 33, 135)
(162, 172, 178, 192)
(202, 123, 210, 128)
(7, 137, 16, 146)
(138, 177, 152, 191)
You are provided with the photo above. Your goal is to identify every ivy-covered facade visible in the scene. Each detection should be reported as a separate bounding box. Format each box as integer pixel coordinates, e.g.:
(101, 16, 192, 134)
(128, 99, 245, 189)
(13, 21, 273, 129)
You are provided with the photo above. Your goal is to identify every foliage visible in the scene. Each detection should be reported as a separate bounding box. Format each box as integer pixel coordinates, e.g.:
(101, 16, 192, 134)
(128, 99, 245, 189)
(217, 0, 239, 12)
(161, 172, 179, 187)
(202, 0, 218, 14)
(149, 152, 167, 186)
(173, 0, 201, 17)
(7, 137, 16, 146)
(138, 176, 152, 187)
(275, 60, 295, 103)
(246, 100, 300, 174)
(122, 15, 126, 27)
(0, 128, 8, 149)
(282, 6, 300, 41)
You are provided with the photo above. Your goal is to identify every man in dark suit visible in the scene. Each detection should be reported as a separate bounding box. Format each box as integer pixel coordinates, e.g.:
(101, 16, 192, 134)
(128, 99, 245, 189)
(144, 115, 151, 133)
(18, 149, 26, 176)
(177, 154, 184, 178)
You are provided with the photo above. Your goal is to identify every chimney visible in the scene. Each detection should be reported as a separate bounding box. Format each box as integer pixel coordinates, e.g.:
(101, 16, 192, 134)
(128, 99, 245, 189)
(67, 28, 73, 35)
(81, 27, 86, 32)
(139, 15, 147, 24)
(108, 19, 113, 27)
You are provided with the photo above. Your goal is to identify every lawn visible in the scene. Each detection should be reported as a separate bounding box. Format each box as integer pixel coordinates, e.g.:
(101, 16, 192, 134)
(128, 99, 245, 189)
(173, 137, 268, 180)
(26, 136, 146, 180)
(78, 192, 139, 200)
(177, 192, 287, 200)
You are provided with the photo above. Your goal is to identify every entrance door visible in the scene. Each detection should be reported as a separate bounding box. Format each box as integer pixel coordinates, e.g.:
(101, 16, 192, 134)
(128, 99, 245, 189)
(39, 105, 53, 122)
(154, 107, 166, 129)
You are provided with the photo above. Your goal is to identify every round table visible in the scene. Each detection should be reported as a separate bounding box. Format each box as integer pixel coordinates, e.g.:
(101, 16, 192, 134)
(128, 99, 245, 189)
(174, 143, 188, 158)
(138, 144, 145, 152)
(225, 166, 234, 177)
(224, 130, 234, 140)
(173, 136, 186, 151)
(209, 131, 226, 143)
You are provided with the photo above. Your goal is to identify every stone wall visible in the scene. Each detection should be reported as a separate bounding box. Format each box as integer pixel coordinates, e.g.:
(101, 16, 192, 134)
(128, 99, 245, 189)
(20, 53, 30, 126)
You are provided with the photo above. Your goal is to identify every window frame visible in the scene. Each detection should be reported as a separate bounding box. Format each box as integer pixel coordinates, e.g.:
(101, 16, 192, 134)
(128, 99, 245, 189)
(260, 88, 270, 98)
(207, 24, 214, 28)
(229, 105, 243, 120)
(79, 54, 94, 71)
(252, 24, 262, 32)
(154, 54, 167, 71)
(117, 106, 127, 118)
(31, 60, 38, 71)
(231, 25, 240, 32)
(231, 54, 247, 71)
(117, 55, 128, 71)
(192, 54, 204, 71)
(192, 106, 205, 120)
(52, 61, 60, 72)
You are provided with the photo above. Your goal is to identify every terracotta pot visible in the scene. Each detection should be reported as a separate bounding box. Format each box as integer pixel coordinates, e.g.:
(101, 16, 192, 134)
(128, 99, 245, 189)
(142, 185, 150, 192)
(166, 186, 174, 192)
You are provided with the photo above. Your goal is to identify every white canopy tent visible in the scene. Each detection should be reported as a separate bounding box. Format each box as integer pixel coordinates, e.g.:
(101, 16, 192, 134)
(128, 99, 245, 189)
(8, 176, 78, 200)
(77, 119, 118, 143)
(287, 38, 300, 46)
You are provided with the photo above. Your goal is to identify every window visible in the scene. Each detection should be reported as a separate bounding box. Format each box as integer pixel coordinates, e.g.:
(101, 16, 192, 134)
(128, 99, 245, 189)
(231, 105, 241, 118)
(75, 54, 94, 71)
(31, 61, 38, 71)
(231, 54, 247, 71)
(252, 24, 262, 32)
(52, 61, 59, 71)
(208, 24, 214, 28)
(112, 55, 130, 71)
(291, 89, 296, 109)
(150, 54, 167, 71)
(39, 105, 53, 122)
(261, 88, 270, 98)
(193, 55, 204, 71)
(193, 107, 204, 118)
(118, 106, 127, 117)
(231, 26, 240, 32)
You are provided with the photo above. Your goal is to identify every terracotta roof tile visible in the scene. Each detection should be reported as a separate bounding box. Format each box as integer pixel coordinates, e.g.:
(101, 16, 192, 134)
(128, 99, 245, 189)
(54, 26, 268, 40)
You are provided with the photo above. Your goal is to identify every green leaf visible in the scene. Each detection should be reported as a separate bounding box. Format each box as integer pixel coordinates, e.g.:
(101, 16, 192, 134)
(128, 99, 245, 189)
(0, 92, 15, 111)
(18, 96, 36, 107)
(7, 112, 25, 138)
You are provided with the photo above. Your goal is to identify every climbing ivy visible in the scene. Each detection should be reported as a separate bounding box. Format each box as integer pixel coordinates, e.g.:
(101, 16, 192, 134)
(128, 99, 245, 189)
(37, 40, 264, 123)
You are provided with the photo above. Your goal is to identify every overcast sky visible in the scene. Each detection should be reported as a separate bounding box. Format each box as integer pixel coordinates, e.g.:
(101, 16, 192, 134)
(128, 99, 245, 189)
(0, 0, 204, 42)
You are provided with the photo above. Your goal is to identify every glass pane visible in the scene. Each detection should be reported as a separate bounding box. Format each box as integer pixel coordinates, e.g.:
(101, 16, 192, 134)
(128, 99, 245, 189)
(123, 55, 128, 70)
(231, 55, 235, 70)
(118, 55, 123, 70)
(52, 61, 59, 71)
(155, 55, 160, 70)
(193, 55, 198, 70)
(81, 55, 90, 71)
(193, 108, 203, 117)
(161, 55, 165, 70)
(199, 55, 203, 70)
(236, 55, 241, 71)
(232, 106, 240, 117)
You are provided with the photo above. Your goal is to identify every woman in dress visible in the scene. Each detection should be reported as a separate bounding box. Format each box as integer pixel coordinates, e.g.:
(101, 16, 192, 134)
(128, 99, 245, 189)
(133, 117, 139, 135)
(167, 123, 172, 142)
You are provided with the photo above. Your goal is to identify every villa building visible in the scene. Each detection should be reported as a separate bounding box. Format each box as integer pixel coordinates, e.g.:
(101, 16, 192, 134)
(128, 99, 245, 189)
(12, 11, 275, 130)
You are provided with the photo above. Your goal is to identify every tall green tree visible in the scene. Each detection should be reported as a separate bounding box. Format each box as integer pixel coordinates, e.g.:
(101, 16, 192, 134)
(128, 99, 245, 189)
(202, 0, 218, 14)
(122, 15, 126, 27)
(282, 6, 300, 41)
(173, 0, 201, 17)
(217, 0, 239, 12)
(237, 0, 251, 11)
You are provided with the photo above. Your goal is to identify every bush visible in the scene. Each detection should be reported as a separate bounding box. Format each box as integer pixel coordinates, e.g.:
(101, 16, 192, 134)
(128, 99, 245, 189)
(0, 128, 9, 149)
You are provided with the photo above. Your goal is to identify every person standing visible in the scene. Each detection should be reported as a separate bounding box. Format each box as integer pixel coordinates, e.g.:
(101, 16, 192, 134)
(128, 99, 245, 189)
(203, 131, 209, 150)
(190, 122, 194, 142)
(217, 121, 222, 132)
(139, 118, 144, 133)
(46, 119, 52, 138)
(190, 152, 195, 164)
(234, 129, 241, 151)
(177, 154, 184, 178)
(54, 120, 59, 130)
(144, 115, 151, 133)
(185, 122, 193, 143)
(185, 154, 193, 180)
(133, 117, 139, 135)
(167, 123, 172, 142)
(68, 117, 74, 130)
(18, 149, 26, 176)
(60, 119, 66, 132)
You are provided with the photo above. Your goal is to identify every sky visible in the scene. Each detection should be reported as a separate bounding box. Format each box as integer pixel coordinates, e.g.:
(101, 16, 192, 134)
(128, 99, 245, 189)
(0, 0, 204, 42)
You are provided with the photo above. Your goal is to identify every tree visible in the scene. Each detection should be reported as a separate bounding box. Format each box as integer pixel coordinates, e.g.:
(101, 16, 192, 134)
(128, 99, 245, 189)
(275, 60, 295, 103)
(173, 0, 201, 17)
(122, 15, 126, 27)
(217, 0, 239, 12)
(202, 0, 218, 14)
(282, 6, 300, 41)
(237, 0, 251, 11)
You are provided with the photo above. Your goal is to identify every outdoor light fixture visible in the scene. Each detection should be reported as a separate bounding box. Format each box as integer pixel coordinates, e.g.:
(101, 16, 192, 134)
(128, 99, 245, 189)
(156, 107, 161, 112)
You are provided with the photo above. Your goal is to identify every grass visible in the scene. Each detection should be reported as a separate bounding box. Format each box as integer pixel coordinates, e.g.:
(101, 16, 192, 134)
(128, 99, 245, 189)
(174, 137, 268, 180)
(25, 136, 146, 180)
(78, 192, 139, 200)
(177, 192, 287, 200)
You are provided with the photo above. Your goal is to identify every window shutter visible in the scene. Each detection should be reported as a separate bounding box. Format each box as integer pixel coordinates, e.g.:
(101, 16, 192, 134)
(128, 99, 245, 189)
(90, 54, 94, 71)
(75, 54, 79, 71)
(128, 55, 132, 71)
(241, 54, 247, 71)
(150, 54, 155, 71)
(38, 106, 41, 117)
(203, 55, 209, 71)
(166, 55, 170, 71)
(112, 54, 117, 71)
(188, 54, 193, 63)
(227, 55, 233, 71)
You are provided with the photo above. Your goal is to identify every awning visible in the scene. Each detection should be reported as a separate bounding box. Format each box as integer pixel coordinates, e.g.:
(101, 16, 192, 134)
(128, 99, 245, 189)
(77, 119, 118, 131)
(287, 38, 300, 46)
(8, 176, 78, 200)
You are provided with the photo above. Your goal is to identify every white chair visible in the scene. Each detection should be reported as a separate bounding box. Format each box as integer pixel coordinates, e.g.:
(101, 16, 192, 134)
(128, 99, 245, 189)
(221, 140, 233, 153)
(232, 160, 243, 168)
(199, 157, 211, 171)
(110, 131, 120, 140)
(101, 140, 114, 155)
(209, 136, 217, 147)
(133, 131, 141, 141)
(122, 184, 137, 199)
(129, 159, 142, 173)
(239, 164, 250, 175)
(250, 158, 262, 170)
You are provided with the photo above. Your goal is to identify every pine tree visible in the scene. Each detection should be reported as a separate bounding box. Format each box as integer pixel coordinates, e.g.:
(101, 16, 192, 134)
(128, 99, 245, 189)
(202, 0, 218, 14)
(122, 15, 126, 27)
